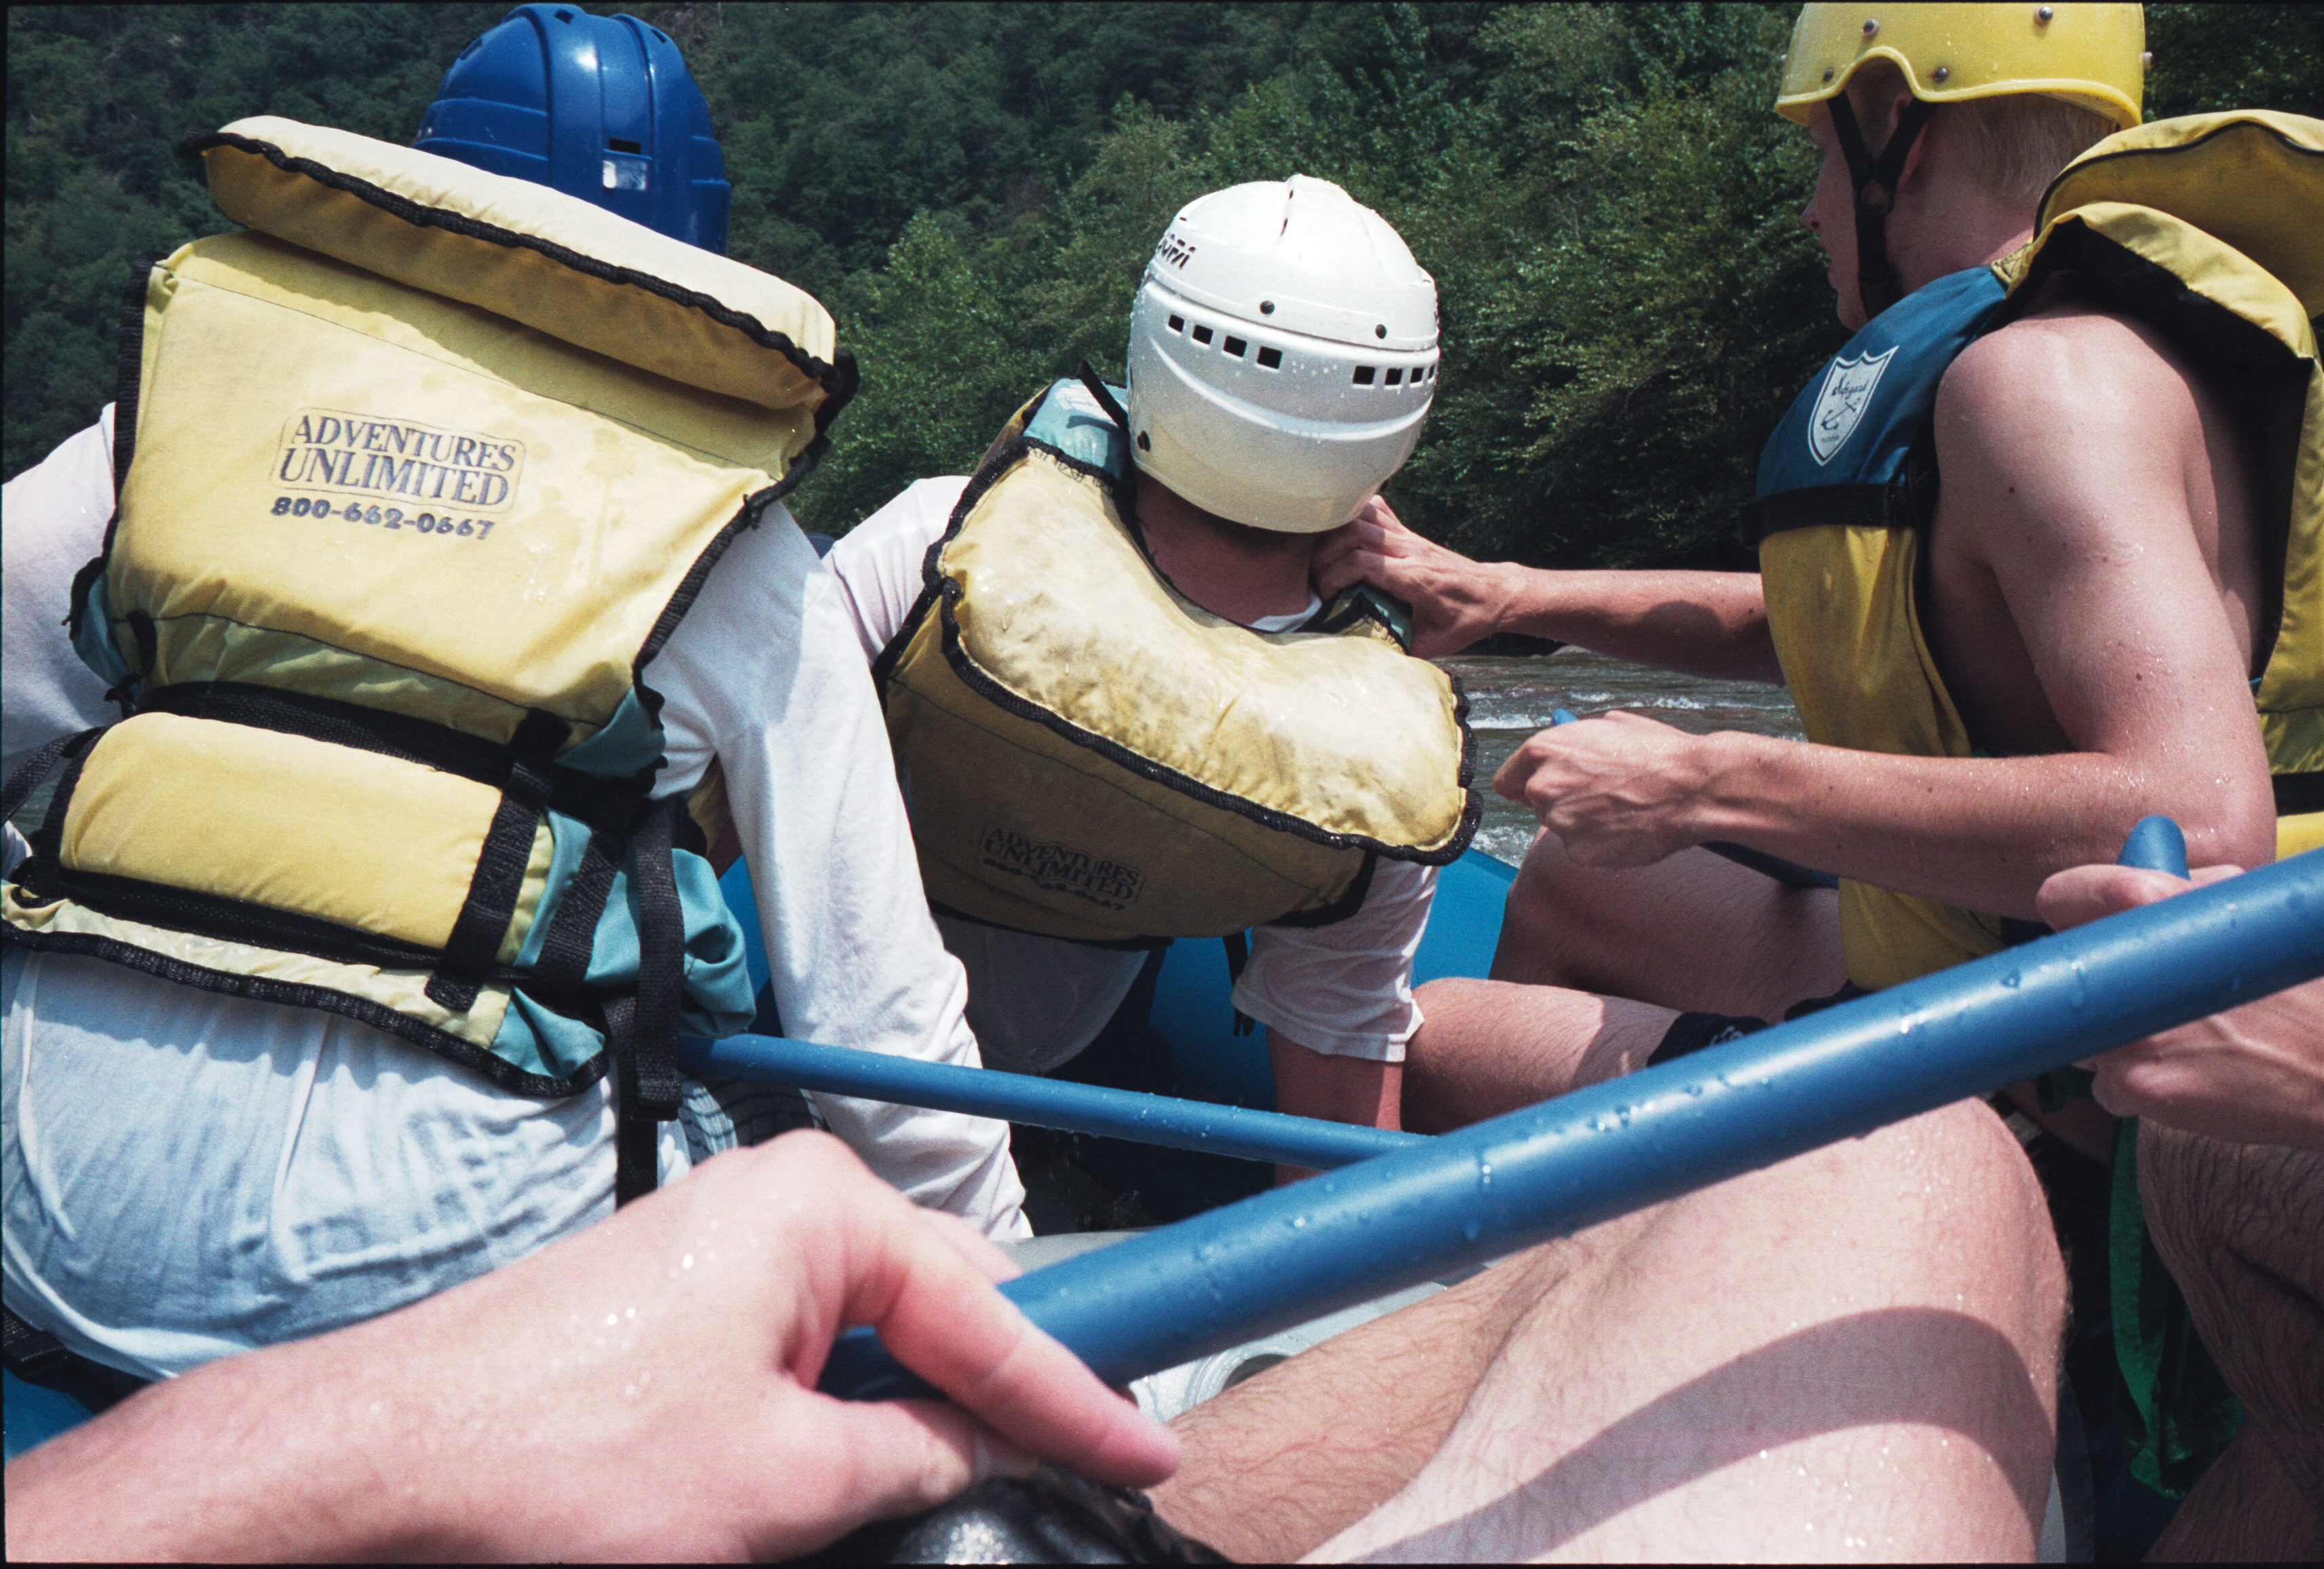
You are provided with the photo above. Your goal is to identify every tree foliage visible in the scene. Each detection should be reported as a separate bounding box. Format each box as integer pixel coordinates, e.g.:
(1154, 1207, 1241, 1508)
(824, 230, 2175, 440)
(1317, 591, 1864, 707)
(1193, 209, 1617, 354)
(9, 3, 2317, 566)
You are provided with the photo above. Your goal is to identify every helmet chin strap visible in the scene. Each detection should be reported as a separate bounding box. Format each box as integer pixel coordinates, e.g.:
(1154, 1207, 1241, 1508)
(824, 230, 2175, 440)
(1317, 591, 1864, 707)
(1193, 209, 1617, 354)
(1826, 90, 1938, 319)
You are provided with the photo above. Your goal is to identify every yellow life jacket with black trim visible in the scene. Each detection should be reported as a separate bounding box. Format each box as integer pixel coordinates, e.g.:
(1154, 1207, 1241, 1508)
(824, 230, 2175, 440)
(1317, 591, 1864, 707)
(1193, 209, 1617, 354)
(0, 119, 853, 1165)
(873, 377, 1478, 945)
(1743, 111, 2324, 991)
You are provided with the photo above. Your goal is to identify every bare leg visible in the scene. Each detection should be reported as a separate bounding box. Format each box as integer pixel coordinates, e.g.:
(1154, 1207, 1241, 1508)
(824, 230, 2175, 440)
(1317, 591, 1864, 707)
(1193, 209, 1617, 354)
(2137, 1125, 2324, 1561)
(1403, 979, 1677, 1133)
(1310, 1099, 2063, 1562)
(2149, 1428, 2324, 1562)
(1148, 1260, 1550, 1562)
(1495, 833, 1844, 1021)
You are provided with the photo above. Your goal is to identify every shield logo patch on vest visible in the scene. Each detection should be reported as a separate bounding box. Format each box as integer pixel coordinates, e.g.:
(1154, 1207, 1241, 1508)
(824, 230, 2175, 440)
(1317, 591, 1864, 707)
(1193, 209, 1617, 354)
(1807, 346, 1897, 466)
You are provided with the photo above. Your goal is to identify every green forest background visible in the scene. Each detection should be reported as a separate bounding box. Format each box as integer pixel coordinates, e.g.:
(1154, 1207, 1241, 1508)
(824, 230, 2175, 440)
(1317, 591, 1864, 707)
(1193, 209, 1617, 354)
(8, 3, 2319, 567)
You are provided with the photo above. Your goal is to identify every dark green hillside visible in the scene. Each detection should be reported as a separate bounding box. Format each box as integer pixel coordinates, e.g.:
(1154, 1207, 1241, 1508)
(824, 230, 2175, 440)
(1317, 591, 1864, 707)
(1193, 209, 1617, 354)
(9, 3, 2315, 564)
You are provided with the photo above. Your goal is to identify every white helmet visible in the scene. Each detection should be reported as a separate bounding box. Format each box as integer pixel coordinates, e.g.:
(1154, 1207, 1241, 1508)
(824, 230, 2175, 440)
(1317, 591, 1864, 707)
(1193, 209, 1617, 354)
(1125, 175, 1438, 533)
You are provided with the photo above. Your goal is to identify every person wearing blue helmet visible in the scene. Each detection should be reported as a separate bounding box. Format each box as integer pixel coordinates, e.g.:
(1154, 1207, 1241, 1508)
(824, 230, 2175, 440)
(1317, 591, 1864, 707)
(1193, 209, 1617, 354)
(415, 3, 732, 253)
(0, 3, 1026, 1424)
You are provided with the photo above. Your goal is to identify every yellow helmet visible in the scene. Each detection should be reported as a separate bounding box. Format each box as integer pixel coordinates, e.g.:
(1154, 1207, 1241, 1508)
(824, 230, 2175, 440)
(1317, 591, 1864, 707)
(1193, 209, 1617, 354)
(1776, 3, 2145, 131)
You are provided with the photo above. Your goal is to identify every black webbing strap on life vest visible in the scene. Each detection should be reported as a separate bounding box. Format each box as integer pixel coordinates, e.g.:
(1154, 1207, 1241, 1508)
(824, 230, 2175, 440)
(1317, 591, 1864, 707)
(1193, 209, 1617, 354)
(1076, 358, 1131, 434)
(1220, 930, 1257, 1038)
(610, 795, 688, 1206)
(1, 728, 102, 832)
(1826, 89, 1937, 320)
(426, 708, 571, 1013)
(1736, 478, 1921, 545)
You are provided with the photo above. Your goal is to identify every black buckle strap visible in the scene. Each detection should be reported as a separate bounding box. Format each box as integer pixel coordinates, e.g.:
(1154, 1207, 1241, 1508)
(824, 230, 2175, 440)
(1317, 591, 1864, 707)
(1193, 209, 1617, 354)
(531, 793, 637, 996)
(1221, 930, 1258, 1038)
(2, 729, 102, 832)
(1826, 90, 1936, 319)
(612, 795, 687, 1206)
(425, 709, 571, 1013)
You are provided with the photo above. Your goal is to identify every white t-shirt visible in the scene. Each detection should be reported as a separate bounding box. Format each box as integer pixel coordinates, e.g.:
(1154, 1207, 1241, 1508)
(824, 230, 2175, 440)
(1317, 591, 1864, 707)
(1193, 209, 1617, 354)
(2, 407, 118, 780)
(825, 476, 1435, 1072)
(1, 416, 1027, 1380)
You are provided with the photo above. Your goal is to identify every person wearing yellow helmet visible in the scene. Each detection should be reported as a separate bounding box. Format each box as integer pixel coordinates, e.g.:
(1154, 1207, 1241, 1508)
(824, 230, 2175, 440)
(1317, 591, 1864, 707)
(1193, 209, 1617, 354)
(1317, 3, 2309, 1130)
(1774, 1, 2144, 321)
(1233, 1, 2324, 1554)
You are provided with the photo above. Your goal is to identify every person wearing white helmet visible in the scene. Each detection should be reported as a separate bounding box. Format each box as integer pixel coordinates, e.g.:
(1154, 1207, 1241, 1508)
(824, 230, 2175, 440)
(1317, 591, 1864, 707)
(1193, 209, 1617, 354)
(1125, 176, 1440, 535)
(827, 176, 1475, 1162)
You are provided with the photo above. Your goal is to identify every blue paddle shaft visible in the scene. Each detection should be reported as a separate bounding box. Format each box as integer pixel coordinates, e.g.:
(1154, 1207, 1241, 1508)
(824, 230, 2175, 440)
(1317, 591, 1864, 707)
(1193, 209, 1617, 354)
(821, 845, 2324, 1399)
(679, 1034, 1423, 1170)
(2118, 814, 2190, 877)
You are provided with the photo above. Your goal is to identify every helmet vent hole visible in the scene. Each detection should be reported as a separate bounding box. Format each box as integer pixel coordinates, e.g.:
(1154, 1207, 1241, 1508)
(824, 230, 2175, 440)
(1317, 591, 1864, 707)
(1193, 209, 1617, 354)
(1353, 366, 1376, 385)
(1385, 367, 1403, 385)
(608, 137, 643, 153)
(1138, 432, 1152, 451)
(1192, 324, 1214, 345)
(1222, 336, 1248, 358)
(1256, 347, 1283, 370)
(1167, 315, 1185, 333)
(554, 7, 574, 20)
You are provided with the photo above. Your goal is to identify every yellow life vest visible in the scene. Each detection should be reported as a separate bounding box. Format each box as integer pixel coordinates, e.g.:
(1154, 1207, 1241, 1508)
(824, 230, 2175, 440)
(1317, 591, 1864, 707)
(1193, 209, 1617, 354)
(0, 119, 850, 1130)
(1751, 111, 2324, 990)
(874, 377, 1478, 944)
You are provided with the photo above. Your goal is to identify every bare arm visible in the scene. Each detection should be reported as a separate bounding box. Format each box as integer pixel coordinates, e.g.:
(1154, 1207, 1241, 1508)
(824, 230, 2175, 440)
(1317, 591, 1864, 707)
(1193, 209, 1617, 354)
(4, 1134, 1174, 1562)
(1268, 1029, 1402, 1184)
(1495, 313, 2278, 918)
(1313, 498, 1781, 681)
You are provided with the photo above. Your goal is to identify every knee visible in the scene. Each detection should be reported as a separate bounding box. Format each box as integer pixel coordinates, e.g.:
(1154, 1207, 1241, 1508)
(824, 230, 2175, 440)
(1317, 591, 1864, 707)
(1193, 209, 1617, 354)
(1864, 1101, 2067, 1348)
(1492, 833, 1608, 988)
(2137, 1124, 2324, 1393)
(1919, 1099, 2060, 1251)
(1491, 835, 1567, 982)
(2139, 1124, 2324, 1289)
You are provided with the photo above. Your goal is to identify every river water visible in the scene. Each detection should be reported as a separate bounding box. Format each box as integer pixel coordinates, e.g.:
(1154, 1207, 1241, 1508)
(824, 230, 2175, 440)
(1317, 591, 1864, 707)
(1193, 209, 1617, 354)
(1438, 650, 1804, 867)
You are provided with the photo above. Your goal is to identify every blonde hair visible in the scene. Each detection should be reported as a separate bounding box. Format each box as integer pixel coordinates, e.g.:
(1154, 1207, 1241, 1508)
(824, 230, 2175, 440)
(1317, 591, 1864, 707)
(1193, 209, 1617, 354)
(1846, 61, 2116, 208)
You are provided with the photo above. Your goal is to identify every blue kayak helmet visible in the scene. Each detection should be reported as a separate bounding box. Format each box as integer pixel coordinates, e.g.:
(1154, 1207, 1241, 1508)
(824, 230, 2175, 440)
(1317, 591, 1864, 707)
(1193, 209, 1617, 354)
(414, 3, 731, 252)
